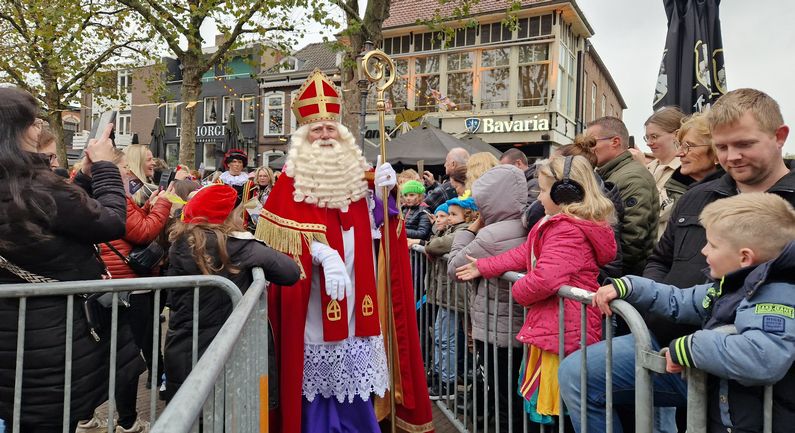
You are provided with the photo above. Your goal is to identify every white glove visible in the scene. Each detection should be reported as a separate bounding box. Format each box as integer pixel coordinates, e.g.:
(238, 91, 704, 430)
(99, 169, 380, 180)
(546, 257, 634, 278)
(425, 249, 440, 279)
(310, 241, 353, 301)
(374, 155, 396, 201)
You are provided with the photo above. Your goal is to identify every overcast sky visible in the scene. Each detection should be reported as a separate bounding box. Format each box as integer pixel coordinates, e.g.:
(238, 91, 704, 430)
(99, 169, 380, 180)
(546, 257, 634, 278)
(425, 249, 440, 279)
(203, 0, 795, 154)
(576, 0, 795, 155)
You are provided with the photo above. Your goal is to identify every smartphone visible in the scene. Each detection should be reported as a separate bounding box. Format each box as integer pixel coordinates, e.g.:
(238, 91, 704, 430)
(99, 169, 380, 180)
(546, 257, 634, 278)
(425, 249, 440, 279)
(127, 171, 144, 196)
(158, 168, 176, 191)
(90, 111, 117, 139)
(417, 160, 425, 176)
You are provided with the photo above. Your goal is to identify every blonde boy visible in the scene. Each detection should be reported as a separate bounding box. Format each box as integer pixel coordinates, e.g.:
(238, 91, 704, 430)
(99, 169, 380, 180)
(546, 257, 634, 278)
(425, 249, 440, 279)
(591, 193, 795, 433)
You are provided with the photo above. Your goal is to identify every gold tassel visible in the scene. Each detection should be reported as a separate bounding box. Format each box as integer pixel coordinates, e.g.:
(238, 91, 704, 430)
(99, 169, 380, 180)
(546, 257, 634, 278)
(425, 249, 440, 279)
(254, 218, 328, 280)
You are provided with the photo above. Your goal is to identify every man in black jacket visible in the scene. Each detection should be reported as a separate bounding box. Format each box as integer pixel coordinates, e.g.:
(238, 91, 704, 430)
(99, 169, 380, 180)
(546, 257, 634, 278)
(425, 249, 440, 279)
(423, 147, 469, 211)
(559, 88, 795, 433)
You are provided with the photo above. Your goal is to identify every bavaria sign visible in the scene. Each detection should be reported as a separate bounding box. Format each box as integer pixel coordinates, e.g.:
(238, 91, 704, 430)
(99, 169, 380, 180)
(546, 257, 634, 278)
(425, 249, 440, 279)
(465, 116, 549, 134)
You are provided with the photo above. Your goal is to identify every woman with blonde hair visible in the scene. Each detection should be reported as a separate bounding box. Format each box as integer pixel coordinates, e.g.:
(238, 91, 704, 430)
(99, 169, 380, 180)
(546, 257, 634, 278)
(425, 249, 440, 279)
(253, 166, 275, 205)
(464, 152, 499, 192)
(644, 106, 685, 238)
(658, 112, 722, 235)
(123, 144, 157, 205)
(456, 155, 616, 429)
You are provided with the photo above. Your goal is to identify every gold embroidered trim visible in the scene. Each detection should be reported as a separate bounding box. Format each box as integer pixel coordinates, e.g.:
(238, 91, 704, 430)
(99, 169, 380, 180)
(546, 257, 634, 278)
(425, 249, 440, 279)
(260, 209, 326, 232)
(395, 417, 435, 433)
(326, 300, 342, 321)
(254, 210, 328, 280)
(362, 295, 374, 317)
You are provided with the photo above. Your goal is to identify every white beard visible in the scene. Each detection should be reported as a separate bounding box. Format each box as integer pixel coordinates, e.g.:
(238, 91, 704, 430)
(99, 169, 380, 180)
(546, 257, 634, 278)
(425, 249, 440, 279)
(285, 123, 370, 212)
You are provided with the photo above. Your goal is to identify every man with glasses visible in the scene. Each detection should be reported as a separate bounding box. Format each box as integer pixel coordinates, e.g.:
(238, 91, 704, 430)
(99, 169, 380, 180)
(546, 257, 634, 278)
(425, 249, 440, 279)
(560, 88, 795, 433)
(586, 116, 658, 276)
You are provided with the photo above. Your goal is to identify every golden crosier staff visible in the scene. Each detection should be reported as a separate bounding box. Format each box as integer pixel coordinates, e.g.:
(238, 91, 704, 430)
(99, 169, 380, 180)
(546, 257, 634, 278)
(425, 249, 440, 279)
(361, 48, 398, 431)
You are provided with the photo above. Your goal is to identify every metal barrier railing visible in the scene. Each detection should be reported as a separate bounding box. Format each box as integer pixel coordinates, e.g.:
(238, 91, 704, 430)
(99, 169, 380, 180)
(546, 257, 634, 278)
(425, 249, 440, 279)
(152, 267, 269, 433)
(410, 245, 666, 433)
(0, 272, 244, 433)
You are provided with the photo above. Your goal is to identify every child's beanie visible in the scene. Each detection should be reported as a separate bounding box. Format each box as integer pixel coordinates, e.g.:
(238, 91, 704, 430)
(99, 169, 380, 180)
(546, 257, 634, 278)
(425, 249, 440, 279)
(401, 180, 425, 196)
(182, 184, 237, 224)
(446, 197, 478, 211)
(435, 203, 449, 214)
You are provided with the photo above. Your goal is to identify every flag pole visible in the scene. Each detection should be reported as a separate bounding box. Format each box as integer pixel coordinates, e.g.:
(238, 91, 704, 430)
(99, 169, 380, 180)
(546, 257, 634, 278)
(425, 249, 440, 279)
(361, 47, 397, 431)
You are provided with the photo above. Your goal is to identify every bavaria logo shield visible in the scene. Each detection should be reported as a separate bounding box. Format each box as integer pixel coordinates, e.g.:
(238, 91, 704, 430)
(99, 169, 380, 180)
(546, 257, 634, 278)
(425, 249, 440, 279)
(465, 117, 481, 133)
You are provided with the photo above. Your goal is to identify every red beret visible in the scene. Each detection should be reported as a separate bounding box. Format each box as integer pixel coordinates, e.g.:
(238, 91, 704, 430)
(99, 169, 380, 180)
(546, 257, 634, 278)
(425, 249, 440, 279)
(182, 184, 238, 224)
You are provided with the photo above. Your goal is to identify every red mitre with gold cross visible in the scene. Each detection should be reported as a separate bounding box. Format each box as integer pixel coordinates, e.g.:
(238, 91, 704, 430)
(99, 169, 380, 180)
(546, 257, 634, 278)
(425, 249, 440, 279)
(292, 69, 341, 126)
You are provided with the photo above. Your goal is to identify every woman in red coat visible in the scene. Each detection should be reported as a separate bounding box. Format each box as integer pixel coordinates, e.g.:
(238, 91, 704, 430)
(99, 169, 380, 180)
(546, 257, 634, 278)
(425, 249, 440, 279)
(79, 148, 173, 433)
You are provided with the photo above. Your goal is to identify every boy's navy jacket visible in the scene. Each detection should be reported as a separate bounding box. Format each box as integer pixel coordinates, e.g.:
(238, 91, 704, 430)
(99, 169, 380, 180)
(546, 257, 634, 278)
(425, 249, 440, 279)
(611, 241, 795, 433)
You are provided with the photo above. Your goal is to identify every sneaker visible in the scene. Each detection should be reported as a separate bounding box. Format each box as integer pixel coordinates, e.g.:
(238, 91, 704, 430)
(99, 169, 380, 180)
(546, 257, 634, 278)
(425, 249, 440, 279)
(76, 414, 108, 432)
(115, 419, 150, 433)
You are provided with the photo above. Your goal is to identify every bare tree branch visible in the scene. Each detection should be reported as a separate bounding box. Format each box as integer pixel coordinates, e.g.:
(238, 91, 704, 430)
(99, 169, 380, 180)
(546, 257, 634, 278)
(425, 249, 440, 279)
(115, 0, 186, 57)
(332, 0, 362, 25)
(60, 38, 149, 99)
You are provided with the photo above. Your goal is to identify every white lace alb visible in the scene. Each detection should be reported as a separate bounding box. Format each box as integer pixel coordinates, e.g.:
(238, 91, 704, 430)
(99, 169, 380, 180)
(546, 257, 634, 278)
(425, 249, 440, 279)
(302, 335, 389, 403)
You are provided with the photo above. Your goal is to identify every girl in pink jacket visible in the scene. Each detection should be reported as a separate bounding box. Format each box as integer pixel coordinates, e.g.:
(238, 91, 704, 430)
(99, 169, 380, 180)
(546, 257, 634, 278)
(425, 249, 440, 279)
(456, 155, 616, 425)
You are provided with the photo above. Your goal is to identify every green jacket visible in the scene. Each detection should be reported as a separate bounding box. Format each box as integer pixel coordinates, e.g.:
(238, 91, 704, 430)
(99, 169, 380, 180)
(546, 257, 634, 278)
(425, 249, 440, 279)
(596, 151, 659, 275)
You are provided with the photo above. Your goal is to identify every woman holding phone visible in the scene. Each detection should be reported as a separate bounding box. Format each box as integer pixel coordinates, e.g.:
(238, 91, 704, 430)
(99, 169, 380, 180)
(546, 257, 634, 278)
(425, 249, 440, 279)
(0, 88, 142, 432)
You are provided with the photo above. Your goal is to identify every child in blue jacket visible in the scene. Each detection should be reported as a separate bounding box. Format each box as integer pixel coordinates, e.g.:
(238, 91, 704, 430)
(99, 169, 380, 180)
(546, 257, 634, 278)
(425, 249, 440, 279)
(583, 192, 795, 433)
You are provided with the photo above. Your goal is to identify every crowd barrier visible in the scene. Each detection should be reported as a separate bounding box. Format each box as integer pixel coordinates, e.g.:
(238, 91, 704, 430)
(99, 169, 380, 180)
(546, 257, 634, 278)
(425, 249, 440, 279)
(0, 269, 265, 433)
(409, 245, 777, 433)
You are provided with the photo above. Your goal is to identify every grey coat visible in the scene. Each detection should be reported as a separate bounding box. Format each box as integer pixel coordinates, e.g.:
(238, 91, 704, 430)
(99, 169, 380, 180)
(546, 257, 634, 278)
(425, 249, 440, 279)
(448, 165, 529, 347)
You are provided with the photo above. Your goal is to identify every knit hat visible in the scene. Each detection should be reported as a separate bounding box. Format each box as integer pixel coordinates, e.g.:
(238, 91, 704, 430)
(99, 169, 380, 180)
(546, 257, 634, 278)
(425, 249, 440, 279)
(435, 203, 449, 215)
(401, 180, 425, 195)
(446, 197, 478, 211)
(223, 148, 248, 169)
(182, 184, 238, 224)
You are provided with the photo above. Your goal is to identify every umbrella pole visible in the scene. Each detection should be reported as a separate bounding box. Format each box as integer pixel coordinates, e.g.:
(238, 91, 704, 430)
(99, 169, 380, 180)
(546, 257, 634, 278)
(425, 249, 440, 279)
(361, 49, 398, 432)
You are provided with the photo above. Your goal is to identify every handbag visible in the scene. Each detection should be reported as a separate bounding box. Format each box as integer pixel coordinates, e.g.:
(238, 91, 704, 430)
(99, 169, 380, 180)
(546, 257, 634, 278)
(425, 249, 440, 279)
(104, 241, 164, 276)
(0, 253, 113, 341)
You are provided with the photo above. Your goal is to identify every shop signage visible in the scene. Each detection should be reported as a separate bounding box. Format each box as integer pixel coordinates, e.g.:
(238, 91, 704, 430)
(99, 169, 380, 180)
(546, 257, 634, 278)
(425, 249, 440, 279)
(175, 125, 225, 138)
(465, 116, 549, 134)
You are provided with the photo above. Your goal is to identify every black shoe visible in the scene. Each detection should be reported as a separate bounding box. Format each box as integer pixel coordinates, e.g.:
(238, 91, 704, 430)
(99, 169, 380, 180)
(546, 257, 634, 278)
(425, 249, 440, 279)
(428, 382, 455, 401)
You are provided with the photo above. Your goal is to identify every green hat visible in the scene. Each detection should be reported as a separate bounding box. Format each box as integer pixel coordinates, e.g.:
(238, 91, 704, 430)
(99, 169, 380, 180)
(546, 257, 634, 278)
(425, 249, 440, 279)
(401, 180, 425, 195)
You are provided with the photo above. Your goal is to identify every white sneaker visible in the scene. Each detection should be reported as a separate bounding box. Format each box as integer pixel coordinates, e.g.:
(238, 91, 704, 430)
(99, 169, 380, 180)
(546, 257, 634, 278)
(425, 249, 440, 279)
(115, 419, 150, 433)
(76, 414, 108, 432)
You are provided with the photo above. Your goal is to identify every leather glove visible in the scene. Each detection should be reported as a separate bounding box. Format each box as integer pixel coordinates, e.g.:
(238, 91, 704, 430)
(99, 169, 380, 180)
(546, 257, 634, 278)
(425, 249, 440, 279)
(310, 241, 352, 301)
(374, 155, 396, 201)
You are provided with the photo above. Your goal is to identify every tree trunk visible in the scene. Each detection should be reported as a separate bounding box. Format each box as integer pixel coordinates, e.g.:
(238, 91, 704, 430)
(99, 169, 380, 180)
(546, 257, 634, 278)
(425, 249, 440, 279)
(341, 36, 365, 144)
(178, 59, 202, 169)
(42, 88, 68, 169)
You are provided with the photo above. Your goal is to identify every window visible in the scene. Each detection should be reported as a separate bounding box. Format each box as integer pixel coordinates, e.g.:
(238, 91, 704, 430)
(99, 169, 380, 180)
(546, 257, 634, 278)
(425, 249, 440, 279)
(117, 113, 131, 135)
(445, 27, 477, 49)
(601, 94, 606, 117)
(289, 90, 298, 133)
(413, 32, 442, 52)
(480, 48, 510, 109)
(166, 101, 178, 126)
(117, 70, 131, 94)
(480, 22, 512, 44)
(222, 96, 233, 123)
(204, 97, 217, 124)
(446, 52, 474, 110)
(369, 59, 408, 114)
(557, 37, 577, 118)
(281, 57, 299, 72)
(517, 44, 549, 107)
(241, 94, 255, 122)
(384, 35, 412, 55)
(414, 56, 440, 112)
(517, 14, 554, 39)
(263, 93, 284, 136)
(591, 83, 597, 121)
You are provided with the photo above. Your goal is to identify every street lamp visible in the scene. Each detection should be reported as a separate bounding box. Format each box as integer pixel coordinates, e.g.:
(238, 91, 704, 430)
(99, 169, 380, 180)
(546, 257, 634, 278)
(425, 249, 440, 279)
(356, 40, 375, 147)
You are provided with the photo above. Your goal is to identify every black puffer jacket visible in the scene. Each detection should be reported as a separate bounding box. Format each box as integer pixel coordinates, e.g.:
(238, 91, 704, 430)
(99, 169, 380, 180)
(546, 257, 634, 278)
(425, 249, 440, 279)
(403, 205, 432, 240)
(423, 181, 458, 212)
(163, 232, 300, 405)
(0, 160, 144, 430)
(643, 168, 795, 345)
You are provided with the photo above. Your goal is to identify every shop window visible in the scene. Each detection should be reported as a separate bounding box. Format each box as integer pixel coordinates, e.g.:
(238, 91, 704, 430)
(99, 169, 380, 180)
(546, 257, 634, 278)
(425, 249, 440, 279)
(263, 93, 284, 136)
(479, 48, 510, 109)
(446, 52, 474, 110)
(517, 44, 550, 107)
(203, 97, 217, 124)
(165, 101, 179, 126)
(241, 94, 256, 122)
(414, 56, 440, 112)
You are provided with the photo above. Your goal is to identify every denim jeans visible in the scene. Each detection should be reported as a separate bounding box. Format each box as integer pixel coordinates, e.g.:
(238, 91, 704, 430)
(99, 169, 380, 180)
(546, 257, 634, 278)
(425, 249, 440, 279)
(433, 307, 464, 383)
(558, 334, 687, 433)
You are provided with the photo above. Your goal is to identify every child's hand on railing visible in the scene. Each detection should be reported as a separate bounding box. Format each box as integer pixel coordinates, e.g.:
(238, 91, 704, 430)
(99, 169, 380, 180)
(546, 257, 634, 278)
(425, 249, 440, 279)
(592, 284, 619, 316)
(660, 348, 684, 374)
(455, 254, 481, 281)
